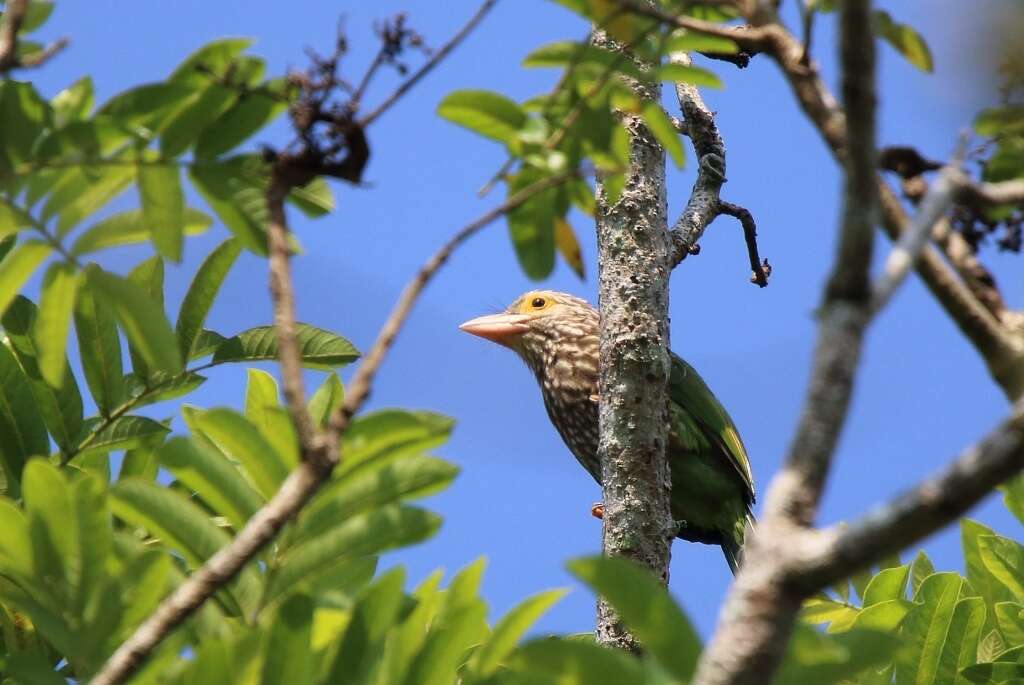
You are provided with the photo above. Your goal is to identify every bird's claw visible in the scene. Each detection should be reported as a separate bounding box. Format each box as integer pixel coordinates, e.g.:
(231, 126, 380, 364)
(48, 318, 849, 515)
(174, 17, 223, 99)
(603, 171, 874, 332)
(672, 519, 690, 536)
(699, 153, 727, 183)
(591, 502, 605, 519)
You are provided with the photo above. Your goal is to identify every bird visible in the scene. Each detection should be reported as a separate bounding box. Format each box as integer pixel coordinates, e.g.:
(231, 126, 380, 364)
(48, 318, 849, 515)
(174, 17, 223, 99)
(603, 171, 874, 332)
(459, 290, 755, 573)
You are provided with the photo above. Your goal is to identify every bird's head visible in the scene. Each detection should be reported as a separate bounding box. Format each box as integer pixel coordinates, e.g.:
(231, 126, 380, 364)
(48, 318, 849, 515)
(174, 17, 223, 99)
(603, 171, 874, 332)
(459, 290, 599, 370)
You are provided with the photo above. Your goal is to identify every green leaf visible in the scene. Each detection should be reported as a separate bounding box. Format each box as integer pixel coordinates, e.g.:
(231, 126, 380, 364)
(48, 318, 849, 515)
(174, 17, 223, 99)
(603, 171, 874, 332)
(641, 101, 685, 168)
(308, 372, 344, 429)
(175, 238, 240, 359)
(2, 296, 83, 452)
(156, 436, 263, 531)
(138, 163, 185, 261)
(298, 455, 458, 541)
(160, 85, 236, 156)
(895, 572, 964, 685)
(213, 324, 359, 368)
(801, 595, 860, 632)
(568, 555, 701, 681)
(260, 593, 313, 685)
(863, 564, 910, 606)
(468, 589, 568, 678)
(0, 344, 49, 495)
(963, 519, 1015, 621)
(664, 30, 739, 55)
(35, 262, 80, 387)
(238, 370, 298, 468)
(872, 10, 933, 73)
(975, 106, 1024, 138)
(522, 41, 641, 78)
(195, 91, 286, 159)
(978, 627, 1007, 662)
(22, 459, 73, 590)
(96, 82, 193, 132)
(20, 2, 55, 33)
(775, 624, 899, 685)
(0, 81, 50, 172)
(851, 599, 912, 632)
(911, 550, 936, 597)
(437, 90, 527, 144)
(288, 176, 335, 218)
(979, 535, 1024, 600)
(265, 506, 440, 606)
(70, 207, 211, 256)
(189, 155, 269, 255)
(1002, 475, 1024, 526)
(0, 240, 51, 317)
(506, 169, 557, 280)
(170, 38, 254, 86)
(110, 477, 262, 617)
(323, 567, 407, 685)
(190, 328, 227, 360)
(511, 638, 646, 685)
(73, 282, 125, 416)
(70, 473, 111, 617)
(935, 597, 986, 685)
(339, 409, 454, 476)
(75, 415, 170, 458)
(119, 446, 158, 482)
(0, 198, 34, 237)
(996, 602, 1024, 649)
(86, 265, 182, 376)
(44, 164, 135, 236)
(960, 662, 1024, 684)
(402, 585, 488, 685)
(188, 407, 290, 499)
(52, 76, 94, 124)
(655, 63, 723, 88)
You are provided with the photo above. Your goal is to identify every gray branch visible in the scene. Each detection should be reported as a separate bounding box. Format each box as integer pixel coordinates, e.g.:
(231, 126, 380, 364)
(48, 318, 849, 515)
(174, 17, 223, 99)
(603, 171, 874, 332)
(693, 1, 879, 683)
(592, 23, 675, 651)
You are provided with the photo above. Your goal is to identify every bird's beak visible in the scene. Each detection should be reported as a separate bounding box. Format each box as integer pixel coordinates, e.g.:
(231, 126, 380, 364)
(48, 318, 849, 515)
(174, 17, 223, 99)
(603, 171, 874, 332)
(459, 313, 531, 346)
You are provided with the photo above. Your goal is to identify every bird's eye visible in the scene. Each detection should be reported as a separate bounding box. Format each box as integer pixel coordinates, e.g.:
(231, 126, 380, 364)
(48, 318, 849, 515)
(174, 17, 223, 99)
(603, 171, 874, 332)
(531, 297, 546, 309)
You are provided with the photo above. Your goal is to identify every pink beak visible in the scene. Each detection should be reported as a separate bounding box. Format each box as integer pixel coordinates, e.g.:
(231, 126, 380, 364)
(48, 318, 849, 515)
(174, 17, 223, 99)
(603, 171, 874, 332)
(459, 312, 531, 346)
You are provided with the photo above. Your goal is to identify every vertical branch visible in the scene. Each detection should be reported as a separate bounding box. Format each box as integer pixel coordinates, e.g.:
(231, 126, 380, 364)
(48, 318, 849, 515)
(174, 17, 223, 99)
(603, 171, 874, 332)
(592, 23, 675, 651)
(693, 1, 878, 682)
(266, 173, 316, 448)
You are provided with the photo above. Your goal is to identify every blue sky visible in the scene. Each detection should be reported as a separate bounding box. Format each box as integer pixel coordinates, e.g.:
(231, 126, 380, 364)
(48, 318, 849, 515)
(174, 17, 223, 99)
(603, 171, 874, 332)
(24, 0, 1023, 638)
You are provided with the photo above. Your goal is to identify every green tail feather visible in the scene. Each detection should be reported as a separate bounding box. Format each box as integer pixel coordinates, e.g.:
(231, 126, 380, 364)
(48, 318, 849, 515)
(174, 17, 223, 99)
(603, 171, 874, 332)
(722, 509, 756, 576)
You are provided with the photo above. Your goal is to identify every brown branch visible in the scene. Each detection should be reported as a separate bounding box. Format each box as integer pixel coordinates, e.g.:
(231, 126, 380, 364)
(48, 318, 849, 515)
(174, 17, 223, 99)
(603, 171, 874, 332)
(358, 0, 498, 128)
(266, 171, 317, 448)
(693, 2, 878, 684)
(0, 0, 67, 73)
(718, 200, 771, 287)
(88, 169, 578, 685)
(958, 177, 1024, 208)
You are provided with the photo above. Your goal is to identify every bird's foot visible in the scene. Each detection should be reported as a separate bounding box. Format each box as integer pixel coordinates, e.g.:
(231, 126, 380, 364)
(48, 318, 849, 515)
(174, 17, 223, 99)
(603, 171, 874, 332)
(672, 519, 691, 537)
(591, 502, 605, 519)
(699, 153, 727, 183)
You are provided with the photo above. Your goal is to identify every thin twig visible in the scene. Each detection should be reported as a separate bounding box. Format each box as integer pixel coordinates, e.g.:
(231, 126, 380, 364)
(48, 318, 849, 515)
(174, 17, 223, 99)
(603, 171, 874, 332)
(718, 200, 770, 287)
(88, 169, 578, 685)
(358, 0, 498, 128)
(871, 165, 961, 313)
(265, 172, 317, 448)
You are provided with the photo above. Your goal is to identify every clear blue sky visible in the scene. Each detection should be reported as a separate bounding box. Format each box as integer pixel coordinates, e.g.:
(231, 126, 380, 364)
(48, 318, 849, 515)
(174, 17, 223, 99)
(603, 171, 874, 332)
(24, 0, 1023, 638)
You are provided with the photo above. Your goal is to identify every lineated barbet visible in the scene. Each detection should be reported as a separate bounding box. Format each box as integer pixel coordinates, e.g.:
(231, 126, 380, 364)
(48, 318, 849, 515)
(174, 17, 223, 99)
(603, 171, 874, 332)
(460, 290, 755, 573)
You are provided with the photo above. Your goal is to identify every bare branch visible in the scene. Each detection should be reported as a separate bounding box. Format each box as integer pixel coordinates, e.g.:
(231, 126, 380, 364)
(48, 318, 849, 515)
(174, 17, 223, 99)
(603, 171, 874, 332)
(693, 2, 878, 683)
(718, 200, 771, 287)
(90, 166, 576, 685)
(798, 401, 1024, 591)
(957, 177, 1024, 208)
(0, 0, 68, 73)
(358, 0, 498, 128)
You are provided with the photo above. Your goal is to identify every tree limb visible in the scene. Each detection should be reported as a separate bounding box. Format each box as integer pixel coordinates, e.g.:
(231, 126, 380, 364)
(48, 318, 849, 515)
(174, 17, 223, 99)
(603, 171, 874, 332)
(592, 18, 675, 652)
(693, 2, 878, 683)
(0, 0, 68, 73)
(87, 169, 577, 685)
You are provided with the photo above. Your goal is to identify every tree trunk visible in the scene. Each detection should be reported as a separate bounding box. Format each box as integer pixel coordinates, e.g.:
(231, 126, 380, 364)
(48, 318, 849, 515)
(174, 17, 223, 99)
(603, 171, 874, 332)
(592, 26, 675, 651)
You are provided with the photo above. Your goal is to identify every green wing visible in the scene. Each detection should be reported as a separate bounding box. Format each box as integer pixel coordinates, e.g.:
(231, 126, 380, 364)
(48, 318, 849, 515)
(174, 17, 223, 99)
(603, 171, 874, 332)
(668, 352, 755, 503)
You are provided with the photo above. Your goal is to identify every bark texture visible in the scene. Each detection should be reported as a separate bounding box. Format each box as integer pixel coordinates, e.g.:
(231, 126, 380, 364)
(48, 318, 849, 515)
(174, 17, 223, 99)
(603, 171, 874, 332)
(592, 27, 675, 652)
